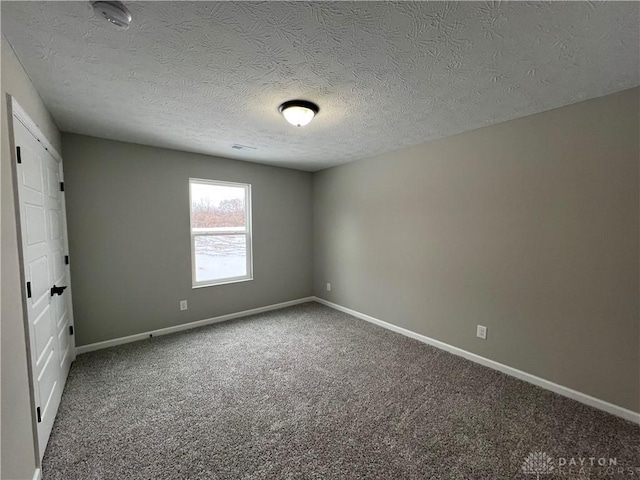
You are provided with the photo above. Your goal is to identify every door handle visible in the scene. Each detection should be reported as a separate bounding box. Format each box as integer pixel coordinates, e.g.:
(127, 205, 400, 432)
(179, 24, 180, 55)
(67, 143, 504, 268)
(50, 285, 67, 296)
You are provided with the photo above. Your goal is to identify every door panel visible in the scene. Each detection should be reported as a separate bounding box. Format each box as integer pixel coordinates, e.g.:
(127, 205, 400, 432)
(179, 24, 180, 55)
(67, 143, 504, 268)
(55, 297, 66, 330)
(36, 348, 59, 420)
(50, 210, 62, 241)
(33, 307, 53, 363)
(28, 256, 50, 304)
(57, 317, 71, 369)
(13, 113, 75, 460)
(25, 205, 46, 244)
(45, 161, 59, 200)
(52, 249, 64, 287)
(20, 145, 43, 191)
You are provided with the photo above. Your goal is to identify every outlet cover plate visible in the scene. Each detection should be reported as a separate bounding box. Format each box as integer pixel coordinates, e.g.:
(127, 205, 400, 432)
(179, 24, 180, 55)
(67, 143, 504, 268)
(477, 325, 487, 340)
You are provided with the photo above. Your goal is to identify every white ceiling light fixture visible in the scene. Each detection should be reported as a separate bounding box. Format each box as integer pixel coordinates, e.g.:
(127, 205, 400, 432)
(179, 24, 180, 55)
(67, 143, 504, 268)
(278, 100, 319, 127)
(92, 1, 132, 30)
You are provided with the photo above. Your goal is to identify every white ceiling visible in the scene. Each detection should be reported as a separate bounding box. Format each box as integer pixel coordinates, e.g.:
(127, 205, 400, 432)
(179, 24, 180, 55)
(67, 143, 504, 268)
(2, 1, 638, 171)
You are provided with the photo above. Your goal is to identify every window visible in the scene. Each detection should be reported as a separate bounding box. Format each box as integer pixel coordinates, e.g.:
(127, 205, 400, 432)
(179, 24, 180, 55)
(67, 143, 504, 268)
(189, 179, 252, 287)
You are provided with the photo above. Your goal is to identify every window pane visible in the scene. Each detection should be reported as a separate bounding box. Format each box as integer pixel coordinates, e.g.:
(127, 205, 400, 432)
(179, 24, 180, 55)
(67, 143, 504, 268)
(191, 183, 246, 229)
(194, 235, 247, 282)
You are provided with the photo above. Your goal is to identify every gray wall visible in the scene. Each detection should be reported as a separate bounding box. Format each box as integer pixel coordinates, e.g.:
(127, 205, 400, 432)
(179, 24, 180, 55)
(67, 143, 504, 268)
(313, 87, 640, 413)
(1, 35, 62, 480)
(62, 134, 313, 347)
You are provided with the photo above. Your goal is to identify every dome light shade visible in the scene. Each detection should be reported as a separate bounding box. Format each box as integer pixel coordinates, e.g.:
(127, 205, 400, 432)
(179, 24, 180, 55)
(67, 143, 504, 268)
(278, 100, 319, 127)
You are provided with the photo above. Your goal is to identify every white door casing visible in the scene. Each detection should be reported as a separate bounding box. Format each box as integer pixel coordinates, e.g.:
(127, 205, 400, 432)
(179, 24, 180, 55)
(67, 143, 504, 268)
(12, 100, 75, 460)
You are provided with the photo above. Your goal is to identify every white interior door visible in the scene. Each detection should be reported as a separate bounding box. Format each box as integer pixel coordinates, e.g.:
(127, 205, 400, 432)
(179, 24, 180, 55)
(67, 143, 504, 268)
(13, 108, 75, 460)
(44, 140, 74, 379)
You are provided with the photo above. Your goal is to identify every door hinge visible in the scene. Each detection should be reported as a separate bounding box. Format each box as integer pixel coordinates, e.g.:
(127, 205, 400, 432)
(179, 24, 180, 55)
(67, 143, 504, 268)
(36, 407, 42, 423)
(64, 255, 69, 265)
(26, 281, 32, 298)
(60, 182, 65, 192)
(69, 325, 74, 336)
(16, 146, 22, 164)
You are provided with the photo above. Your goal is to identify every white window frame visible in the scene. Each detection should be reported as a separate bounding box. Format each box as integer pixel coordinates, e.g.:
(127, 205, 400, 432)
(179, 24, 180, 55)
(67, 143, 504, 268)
(189, 178, 253, 288)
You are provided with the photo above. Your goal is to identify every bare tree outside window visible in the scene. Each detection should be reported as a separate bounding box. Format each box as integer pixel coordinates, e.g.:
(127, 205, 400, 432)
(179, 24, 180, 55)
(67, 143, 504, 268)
(192, 196, 246, 228)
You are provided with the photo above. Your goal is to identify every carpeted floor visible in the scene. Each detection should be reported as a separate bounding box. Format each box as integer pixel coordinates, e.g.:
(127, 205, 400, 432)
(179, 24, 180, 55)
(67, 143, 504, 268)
(43, 302, 639, 479)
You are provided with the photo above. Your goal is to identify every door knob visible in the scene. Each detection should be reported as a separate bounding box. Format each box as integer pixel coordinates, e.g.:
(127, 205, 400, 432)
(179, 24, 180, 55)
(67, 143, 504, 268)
(50, 285, 67, 296)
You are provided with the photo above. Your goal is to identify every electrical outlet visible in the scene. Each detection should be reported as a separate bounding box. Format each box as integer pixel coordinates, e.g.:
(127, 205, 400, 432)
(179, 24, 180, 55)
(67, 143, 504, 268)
(180, 300, 188, 311)
(476, 325, 487, 340)
(326, 283, 331, 291)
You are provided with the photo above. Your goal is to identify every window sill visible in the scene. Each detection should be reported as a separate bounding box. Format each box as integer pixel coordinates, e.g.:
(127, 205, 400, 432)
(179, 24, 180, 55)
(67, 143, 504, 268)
(192, 276, 254, 289)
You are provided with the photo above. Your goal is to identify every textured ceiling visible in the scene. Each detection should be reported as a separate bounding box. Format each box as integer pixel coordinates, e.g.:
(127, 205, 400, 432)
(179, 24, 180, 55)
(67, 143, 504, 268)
(2, 1, 638, 171)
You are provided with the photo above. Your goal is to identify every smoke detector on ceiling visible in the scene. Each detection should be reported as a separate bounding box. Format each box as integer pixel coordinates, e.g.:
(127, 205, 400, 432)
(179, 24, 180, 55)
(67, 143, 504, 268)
(92, 1, 132, 30)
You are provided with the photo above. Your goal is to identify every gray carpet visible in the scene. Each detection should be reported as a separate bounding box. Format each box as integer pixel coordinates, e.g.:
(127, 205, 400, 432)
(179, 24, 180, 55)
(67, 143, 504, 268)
(43, 302, 639, 479)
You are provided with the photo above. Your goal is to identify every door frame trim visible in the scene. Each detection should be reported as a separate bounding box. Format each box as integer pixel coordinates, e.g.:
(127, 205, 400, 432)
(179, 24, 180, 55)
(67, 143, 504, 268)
(11, 98, 62, 162)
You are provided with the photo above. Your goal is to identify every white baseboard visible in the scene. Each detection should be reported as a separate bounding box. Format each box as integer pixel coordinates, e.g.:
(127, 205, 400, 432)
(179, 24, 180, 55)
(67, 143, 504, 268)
(75, 297, 315, 355)
(33, 468, 41, 480)
(312, 297, 640, 425)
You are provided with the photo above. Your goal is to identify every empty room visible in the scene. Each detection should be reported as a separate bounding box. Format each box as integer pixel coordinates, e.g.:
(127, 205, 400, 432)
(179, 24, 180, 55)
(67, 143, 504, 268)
(1, 1, 639, 479)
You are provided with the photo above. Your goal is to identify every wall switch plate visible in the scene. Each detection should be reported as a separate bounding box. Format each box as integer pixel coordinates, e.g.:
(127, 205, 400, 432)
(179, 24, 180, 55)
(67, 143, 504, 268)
(180, 300, 188, 311)
(477, 325, 487, 340)
(326, 283, 331, 291)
